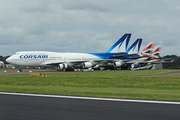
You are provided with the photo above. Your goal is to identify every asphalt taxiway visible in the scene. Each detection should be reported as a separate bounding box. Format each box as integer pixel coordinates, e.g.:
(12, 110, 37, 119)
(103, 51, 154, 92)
(0, 93, 180, 120)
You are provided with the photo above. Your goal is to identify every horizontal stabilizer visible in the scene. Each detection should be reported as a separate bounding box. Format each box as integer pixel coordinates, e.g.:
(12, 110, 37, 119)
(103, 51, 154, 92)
(128, 55, 150, 59)
(152, 60, 174, 64)
(113, 53, 138, 58)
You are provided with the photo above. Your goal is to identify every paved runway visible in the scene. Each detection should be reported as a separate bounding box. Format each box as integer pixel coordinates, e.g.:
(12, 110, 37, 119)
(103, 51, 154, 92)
(0, 93, 180, 120)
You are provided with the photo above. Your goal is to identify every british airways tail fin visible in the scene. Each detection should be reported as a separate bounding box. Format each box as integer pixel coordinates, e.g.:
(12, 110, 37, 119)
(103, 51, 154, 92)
(125, 38, 142, 54)
(105, 33, 131, 53)
(151, 46, 161, 58)
(140, 42, 154, 56)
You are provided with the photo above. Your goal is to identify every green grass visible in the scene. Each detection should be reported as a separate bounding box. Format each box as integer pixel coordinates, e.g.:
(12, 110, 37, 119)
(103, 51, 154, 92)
(46, 69, 180, 77)
(1, 70, 180, 101)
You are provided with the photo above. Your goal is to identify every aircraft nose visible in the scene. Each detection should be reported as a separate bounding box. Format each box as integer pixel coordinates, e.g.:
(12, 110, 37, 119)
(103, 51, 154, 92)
(6, 57, 12, 64)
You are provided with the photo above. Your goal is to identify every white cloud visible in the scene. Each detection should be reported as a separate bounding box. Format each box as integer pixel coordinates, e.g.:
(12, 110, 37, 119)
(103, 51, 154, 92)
(0, 0, 180, 56)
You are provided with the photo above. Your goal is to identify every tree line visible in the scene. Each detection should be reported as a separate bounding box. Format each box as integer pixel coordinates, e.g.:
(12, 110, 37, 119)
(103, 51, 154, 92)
(0, 56, 10, 64)
(161, 55, 180, 69)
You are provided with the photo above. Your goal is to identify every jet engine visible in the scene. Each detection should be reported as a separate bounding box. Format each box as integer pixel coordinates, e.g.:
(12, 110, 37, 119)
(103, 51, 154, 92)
(59, 63, 68, 69)
(93, 65, 99, 69)
(131, 63, 140, 68)
(113, 62, 122, 68)
(83, 62, 93, 68)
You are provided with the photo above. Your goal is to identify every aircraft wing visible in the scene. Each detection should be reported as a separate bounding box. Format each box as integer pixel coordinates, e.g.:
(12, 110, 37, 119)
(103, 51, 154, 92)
(121, 55, 150, 63)
(41, 60, 89, 66)
(151, 60, 174, 64)
(126, 59, 174, 64)
(128, 55, 149, 59)
(40, 53, 141, 68)
(113, 53, 138, 58)
(131, 64, 153, 70)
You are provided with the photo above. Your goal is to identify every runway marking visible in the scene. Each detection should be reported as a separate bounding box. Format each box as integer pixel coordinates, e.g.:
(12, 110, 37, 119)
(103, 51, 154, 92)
(0, 92, 180, 105)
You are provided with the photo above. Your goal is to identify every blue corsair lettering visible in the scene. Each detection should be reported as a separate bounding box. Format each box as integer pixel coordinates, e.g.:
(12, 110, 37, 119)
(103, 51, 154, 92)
(20, 55, 48, 59)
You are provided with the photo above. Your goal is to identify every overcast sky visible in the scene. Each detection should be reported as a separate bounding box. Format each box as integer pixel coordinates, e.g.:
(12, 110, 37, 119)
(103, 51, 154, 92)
(0, 0, 179, 56)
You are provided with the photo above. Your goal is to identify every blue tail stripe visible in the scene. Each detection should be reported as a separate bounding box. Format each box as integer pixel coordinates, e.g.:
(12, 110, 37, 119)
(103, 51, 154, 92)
(137, 39, 142, 53)
(125, 39, 142, 53)
(105, 34, 131, 53)
(125, 35, 131, 50)
(132, 39, 142, 53)
(132, 43, 137, 53)
(145, 50, 152, 54)
(117, 34, 131, 52)
(153, 53, 160, 57)
(118, 42, 123, 52)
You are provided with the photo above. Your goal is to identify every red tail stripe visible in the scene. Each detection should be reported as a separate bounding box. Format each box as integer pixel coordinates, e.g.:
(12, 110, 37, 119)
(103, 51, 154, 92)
(141, 52, 149, 57)
(143, 44, 154, 51)
(152, 47, 161, 54)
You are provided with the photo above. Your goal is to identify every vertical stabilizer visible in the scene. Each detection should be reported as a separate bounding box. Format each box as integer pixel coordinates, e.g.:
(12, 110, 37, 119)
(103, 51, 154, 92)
(105, 33, 131, 53)
(151, 46, 161, 58)
(140, 42, 154, 56)
(125, 39, 142, 54)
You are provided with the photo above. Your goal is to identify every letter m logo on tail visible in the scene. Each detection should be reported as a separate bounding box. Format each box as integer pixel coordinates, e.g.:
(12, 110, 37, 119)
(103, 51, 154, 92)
(105, 33, 131, 53)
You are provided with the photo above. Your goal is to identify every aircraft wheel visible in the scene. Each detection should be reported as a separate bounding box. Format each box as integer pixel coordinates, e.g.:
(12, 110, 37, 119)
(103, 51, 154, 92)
(19, 68, 22, 72)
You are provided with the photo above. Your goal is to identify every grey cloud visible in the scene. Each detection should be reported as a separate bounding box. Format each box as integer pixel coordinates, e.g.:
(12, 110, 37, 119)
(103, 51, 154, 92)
(0, 0, 180, 56)
(62, 0, 111, 12)
(20, 1, 51, 13)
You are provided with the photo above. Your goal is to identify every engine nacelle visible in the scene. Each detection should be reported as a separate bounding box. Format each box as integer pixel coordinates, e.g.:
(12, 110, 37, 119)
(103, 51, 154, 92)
(83, 62, 93, 68)
(93, 65, 99, 69)
(59, 63, 68, 69)
(113, 62, 122, 68)
(131, 63, 140, 68)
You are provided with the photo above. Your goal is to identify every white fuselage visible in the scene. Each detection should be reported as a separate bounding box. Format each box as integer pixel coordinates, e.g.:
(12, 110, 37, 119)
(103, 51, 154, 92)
(6, 51, 102, 67)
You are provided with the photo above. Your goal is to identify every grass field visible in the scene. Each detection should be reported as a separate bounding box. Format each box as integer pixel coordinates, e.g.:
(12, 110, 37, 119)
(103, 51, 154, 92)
(1, 70, 180, 101)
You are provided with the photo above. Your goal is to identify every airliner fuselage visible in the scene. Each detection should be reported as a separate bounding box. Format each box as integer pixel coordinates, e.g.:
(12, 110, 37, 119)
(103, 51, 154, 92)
(6, 51, 128, 69)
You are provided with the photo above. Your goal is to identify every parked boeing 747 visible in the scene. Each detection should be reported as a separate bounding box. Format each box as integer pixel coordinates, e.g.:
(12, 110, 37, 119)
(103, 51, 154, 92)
(125, 43, 173, 70)
(6, 33, 141, 71)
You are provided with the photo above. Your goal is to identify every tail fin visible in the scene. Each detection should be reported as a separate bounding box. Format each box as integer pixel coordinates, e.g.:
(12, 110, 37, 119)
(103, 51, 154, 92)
(151, 46, 161, 58)
(125, 38, 142, 53)
(105, 33, 131, 53)
(140, 42, 154, 56)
